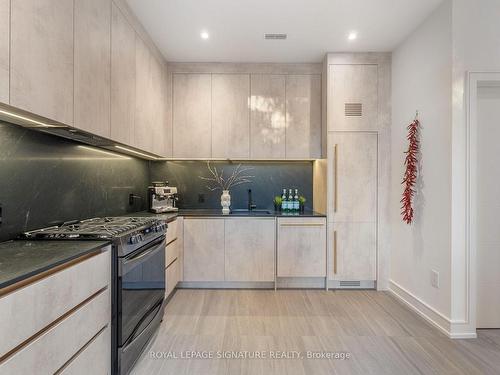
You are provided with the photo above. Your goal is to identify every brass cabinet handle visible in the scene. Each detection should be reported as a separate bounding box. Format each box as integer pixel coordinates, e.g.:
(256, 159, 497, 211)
(333, 230, 337, 274)
(334, 144, 338, 212)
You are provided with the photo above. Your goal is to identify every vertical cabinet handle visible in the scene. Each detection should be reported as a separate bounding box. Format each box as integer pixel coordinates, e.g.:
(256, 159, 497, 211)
(333, 230, 337, 274)
(334, 144, 338, 212)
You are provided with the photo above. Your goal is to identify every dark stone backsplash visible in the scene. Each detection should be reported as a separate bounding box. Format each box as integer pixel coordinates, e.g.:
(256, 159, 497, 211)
(0, 121, 313, 241)
(0, 121, 150, 242)
(149, 161, 313, 211)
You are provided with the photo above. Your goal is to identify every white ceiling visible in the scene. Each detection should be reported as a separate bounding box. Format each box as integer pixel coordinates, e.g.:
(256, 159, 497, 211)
(126, 0, 443, 63)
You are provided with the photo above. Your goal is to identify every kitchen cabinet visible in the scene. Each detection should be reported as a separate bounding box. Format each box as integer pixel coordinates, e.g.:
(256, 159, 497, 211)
(329, 132, 377, 284)
(277, 217, 326, 277)
(166, 217, 183, 297)
(10, 0, 74, 125)
(0, 247, 111, 373)
(111, 2, 136, 145)
(331, 222, 376, 281)
(74, 0, 111, 138)
(330, 132, 377, 221)
(183, 218, 225, 282)
(250, 74, 286, 159)
(0, 0, 9, 104)
(328, 64, 378, 131)
(150, 54, 166, 156)
(173, 73, 212, 158)
(285, 75, 322, 159)
(224, 218, 275, 282)
(212, 74, 250, 159)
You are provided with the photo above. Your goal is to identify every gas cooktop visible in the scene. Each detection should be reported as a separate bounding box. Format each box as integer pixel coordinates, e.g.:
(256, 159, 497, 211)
(22, 217, 163, 240)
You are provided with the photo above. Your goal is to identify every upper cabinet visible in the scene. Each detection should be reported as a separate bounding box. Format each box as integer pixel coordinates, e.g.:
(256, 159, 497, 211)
(328, 64, 378, 131)
(250, 74, 286, 159)
(74, 0, 111, 138)
(110, 3, 136, 145)
(212, 74, 250, 159)
(0, 0, 9, 104)
(172, 73, 212, 158)
(285, 75, 322, 159)
(169, 67, 322, 160)
(10, 0, 74, 125)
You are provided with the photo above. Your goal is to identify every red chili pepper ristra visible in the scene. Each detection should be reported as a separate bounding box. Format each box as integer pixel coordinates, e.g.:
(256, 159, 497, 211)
(401, 118, 420, 224)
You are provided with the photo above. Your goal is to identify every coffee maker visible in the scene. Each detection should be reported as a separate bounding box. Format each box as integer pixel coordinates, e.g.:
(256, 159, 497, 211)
(148, 182, 179, 213)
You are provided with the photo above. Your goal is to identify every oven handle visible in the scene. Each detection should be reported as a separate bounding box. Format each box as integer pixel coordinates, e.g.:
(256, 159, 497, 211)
(122, 298, 163, 349)
(123, 235, 165, 265)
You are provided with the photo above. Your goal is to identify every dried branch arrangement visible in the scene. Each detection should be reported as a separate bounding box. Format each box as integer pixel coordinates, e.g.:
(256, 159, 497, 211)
(401, 117, 420, 224)
(199, 161, 254, 191)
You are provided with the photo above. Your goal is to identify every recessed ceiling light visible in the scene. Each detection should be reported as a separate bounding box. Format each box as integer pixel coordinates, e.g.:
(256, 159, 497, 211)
(348, 31, 358, 41)
(200, 31, 209, 40)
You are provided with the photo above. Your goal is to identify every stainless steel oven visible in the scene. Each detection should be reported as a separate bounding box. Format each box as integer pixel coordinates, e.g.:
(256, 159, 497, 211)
(118, 234, 166, 375)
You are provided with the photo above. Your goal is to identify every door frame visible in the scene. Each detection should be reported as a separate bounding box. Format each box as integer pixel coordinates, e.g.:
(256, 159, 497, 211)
(467, 71, 500, 333)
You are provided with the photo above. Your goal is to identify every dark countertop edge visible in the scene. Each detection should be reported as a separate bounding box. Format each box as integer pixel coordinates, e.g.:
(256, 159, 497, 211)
(0, 241, 111, 291)
(176, 211, 327, 218)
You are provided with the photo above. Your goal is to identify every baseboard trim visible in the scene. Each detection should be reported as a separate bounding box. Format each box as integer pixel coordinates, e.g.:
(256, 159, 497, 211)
(388, 280, 476, 339)
(178, 281, 274, 289)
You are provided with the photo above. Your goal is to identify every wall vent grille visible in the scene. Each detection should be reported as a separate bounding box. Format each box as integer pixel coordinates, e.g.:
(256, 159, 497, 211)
(264, 33, 287, 40)
(339, 280, 362, 287)
(345, 103, 363, 117)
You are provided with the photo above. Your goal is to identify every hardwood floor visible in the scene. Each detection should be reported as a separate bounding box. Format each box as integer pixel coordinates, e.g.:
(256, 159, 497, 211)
(131, 290, 500, 375)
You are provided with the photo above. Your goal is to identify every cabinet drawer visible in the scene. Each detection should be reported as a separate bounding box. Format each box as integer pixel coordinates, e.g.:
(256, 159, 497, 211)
(277, 218, 326, 277)
(166, 258, 180, 297)
(59, 325, 110, 375)
(166, 218, 178, 245)
(0, 288, 110, 374)
(166, 238, 180, 266)
(0, 248, 110, 357)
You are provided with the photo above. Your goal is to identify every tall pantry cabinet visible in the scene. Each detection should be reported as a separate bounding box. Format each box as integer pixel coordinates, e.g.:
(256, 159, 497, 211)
(326, 54, 391, 290)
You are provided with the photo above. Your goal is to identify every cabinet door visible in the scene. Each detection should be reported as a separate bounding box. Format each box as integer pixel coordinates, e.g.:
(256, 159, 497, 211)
(183, 219, 224, 281)
(212, 74, 250, 159)
(225, 218, 275, 282)
(277, 218, 326, 277)
(250, 74, 286, 159)
(74, 0, 111, 138)
(328, 64, 378, 131)
(332, 222, 376, 281)
(11, 0, 74, 125)
(134, 36, 154, 153)
(285, 75, 321, 159)
(0, 0, 9, 103)
(111, 3, 135, 145)
(150, 55, 165, 155)
(173, 73, 211, 158)
(330, 132, 377, 222)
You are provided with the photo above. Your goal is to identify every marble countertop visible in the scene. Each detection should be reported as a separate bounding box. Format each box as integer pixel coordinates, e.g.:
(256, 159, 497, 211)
(0, 240, 110, 290)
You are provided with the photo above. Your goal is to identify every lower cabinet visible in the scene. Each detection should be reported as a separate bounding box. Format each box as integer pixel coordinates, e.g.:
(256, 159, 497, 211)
(183, 217, 276, 283)
(225, 218, 275, 282)
(0, 247, 111, 374)
(277, 217, 327, 277)
(183, 218, 225, 282)
(330, 222, 376, 282)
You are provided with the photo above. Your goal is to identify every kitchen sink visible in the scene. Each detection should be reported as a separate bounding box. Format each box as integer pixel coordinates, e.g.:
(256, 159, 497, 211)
(230, 209, 273, 215)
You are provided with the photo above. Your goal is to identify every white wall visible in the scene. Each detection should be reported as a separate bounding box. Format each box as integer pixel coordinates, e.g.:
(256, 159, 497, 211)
(390, 0, 453, 320)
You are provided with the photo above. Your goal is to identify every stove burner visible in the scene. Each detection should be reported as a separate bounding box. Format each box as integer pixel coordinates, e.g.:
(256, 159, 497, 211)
(23, 216, 160, 240)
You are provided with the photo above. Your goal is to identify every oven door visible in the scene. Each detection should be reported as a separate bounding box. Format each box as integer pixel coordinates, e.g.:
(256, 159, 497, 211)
(118, 234, 165, 348)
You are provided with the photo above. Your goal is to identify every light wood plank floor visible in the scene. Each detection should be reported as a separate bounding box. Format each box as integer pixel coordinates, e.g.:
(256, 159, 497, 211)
(131, 289, 500, 375)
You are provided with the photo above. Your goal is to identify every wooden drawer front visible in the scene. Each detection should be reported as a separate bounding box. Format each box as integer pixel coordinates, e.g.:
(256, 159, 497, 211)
(166, 258, 180, 297)
(166, 238, 180, 266)
(0, 288, 110, 374)
(59, 325, 110, 375)
(0, 248, 110, 357)
(277, 218, 327, 277)
(166, 218, 178, 245)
